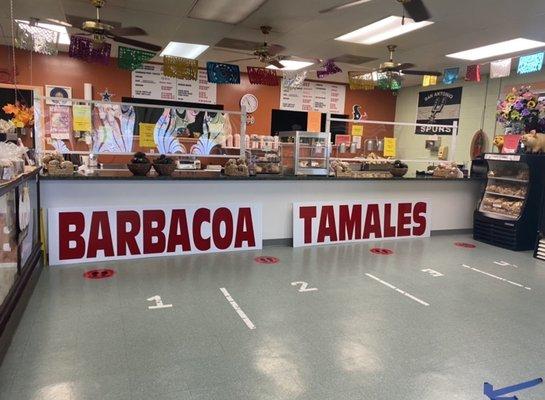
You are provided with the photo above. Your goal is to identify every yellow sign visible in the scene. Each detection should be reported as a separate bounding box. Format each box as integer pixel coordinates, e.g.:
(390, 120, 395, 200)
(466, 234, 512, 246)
(307, 111, 322, 132)
(72, 104, 92, 131)
(383, 137, 396, 157)
(139, 123, 156, 147)
(351, 124, 363, 136)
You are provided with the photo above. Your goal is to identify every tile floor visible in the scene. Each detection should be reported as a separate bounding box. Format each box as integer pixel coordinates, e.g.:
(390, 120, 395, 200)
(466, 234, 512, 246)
(1, 234, 545, 400)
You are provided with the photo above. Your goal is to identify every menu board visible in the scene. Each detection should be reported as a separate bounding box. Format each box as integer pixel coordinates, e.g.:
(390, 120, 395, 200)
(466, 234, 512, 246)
(132, 63, 217, 104)
(280, 80, 346, 114)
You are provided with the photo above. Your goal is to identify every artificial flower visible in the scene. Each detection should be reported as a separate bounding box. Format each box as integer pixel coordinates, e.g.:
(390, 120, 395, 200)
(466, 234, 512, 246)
(527, 100, 537, 108)
(506, 93, 517, 103)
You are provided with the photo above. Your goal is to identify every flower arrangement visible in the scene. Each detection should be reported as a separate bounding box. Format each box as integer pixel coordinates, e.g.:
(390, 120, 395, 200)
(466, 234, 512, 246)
(496, 86, 545, 133)
(2, 102, 34, 128)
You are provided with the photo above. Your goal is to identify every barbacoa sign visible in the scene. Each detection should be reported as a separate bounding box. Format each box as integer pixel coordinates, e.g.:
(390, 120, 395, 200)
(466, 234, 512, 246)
(48, 204, 262, 265)
(293, 200, 431, 247)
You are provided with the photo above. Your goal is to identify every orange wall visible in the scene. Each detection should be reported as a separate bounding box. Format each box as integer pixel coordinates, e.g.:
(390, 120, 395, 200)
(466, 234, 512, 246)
(1, 46, 396, 136)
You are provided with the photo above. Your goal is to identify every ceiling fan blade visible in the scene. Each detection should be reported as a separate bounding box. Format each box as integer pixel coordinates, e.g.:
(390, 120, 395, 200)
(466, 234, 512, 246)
(66, 14, 122, 29)
(44, 18, 73, 27)
(268, 59, 285, 69)
(109, 35, 162, 52)
(225, 58, 256, 63)
(266, 44, 286, 56)
(214, 48, 255, 56)
(401, 69, 442, 76)
(319, 0, 371, 14)
(108, 26, 147, 36)
(402, 0, 431, 22)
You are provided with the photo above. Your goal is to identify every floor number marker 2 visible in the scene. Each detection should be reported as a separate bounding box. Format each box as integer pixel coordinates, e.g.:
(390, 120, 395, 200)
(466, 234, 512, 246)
(421, 268, 444, 277)
(147, 295, 173, 310)
(494, 260, 518, 268)
(291, 281, 318, 292)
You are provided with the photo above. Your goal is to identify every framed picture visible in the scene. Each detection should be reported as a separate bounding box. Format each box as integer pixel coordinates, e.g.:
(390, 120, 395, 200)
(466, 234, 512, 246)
(45, 85, 72, 105)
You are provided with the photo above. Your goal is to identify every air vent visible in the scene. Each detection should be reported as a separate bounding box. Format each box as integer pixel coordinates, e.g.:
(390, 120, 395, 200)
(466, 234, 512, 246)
(333, 54, 377, 65)
(215, 38, 261, 51)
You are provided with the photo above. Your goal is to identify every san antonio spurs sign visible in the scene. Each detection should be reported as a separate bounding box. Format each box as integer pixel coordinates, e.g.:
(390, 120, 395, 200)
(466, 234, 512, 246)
(415, 87, 463, 135)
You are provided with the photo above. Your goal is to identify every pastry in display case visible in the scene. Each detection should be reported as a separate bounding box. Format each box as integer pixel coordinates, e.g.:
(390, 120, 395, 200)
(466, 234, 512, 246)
(474, 154, 545, 250)
(278, 131, 331, 176)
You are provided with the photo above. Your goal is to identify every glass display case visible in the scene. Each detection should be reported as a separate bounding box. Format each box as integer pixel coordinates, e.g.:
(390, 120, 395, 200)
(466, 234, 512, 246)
(278, 131, 331, 176)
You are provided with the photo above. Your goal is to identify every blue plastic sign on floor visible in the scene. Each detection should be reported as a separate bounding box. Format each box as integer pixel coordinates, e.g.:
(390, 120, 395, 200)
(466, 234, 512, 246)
(484, 378, 542, 399)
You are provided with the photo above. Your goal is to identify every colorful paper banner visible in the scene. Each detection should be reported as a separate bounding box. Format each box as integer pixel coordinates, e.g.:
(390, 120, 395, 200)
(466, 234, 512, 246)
(490, 58, 512, 78)
(442, 67, 459, 84)
(72, 104, 92, 131)
(422, 75, 438, 87)
(465, 64, 481, 82)
(517, 52, 544, 75)
(69, 35, 111, 64)
(117, 46, 156, 71)
(206, 62, 240, 84)
(348, 71, 375, 90)
(247, 67, 278, 86)
(164, 56, 198, 80)
(317, 60, 342, 79)
(282, 71, 307, 89)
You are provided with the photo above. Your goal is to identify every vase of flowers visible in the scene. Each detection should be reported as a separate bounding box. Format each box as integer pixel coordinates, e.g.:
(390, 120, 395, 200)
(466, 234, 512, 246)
(496, 86, 545, 134)
(2, 102, 34, 136)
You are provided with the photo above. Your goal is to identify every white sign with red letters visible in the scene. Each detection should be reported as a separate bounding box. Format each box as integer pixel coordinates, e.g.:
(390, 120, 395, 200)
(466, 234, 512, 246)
(293, 200, 431, 247)
(48, 204, 262, 265)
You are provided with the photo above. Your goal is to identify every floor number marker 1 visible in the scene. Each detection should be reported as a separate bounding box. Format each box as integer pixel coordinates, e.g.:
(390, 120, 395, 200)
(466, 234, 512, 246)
(494, 260, 518, 268)
(421, 268, 444, 277)
(291, 281, 318, 292)
(147, 295, 173, 310)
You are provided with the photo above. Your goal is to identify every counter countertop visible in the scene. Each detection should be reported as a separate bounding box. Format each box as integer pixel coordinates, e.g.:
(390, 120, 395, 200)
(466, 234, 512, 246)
(40, 170, 484, 182)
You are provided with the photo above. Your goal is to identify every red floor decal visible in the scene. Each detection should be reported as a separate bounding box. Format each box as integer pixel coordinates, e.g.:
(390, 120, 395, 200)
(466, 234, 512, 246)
(454, 242, 476, 249)
(83, 269, 116, 279)
(254, 256, 279, 264)
(370, 248, 393, 255)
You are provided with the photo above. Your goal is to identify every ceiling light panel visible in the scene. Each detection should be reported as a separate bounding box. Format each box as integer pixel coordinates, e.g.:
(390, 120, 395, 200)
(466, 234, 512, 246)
(160, 42, 209, 59)
(446, 38, 545, 61)
(266, 60, 314, 71)
(188, 0, 267, 24)
(335, 16, 433, 45)
(16, 20, 71, 45)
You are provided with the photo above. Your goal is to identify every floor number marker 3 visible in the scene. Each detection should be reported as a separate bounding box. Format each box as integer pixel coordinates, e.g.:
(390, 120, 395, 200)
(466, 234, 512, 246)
(147, 295, 173, 309)
(291, 281, 318, 292)
(421, 268, 444, 277)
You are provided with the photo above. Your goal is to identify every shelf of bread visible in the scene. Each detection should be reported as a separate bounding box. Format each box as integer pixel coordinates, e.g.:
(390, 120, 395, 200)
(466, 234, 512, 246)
(485, 181, 527, 200)
(480, 193, 524, 220)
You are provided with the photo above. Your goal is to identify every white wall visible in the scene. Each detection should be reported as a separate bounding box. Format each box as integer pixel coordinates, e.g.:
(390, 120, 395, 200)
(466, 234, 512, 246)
(394, 70, 545, 165)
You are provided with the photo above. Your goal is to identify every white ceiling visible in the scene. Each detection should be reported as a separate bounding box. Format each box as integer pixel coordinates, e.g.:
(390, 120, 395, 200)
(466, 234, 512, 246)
(2, 0, 545, 85)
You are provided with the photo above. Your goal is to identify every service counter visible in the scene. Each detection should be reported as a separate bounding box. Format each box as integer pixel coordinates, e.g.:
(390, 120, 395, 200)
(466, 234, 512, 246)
(41, 172, 484, 243)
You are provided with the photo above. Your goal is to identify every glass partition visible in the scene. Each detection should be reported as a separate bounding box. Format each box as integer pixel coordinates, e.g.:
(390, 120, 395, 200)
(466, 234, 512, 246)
(0, 189, 17, 306)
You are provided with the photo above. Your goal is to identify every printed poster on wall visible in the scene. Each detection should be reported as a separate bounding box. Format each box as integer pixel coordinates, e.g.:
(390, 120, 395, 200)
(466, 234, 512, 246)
(132, 63, 217, 104)
(280, 80, 346, 114)
(48, 203, 262, 265)
(48, 105, 71, 139)
(415, 87, 463, 135)
(293, 200, 431, 247)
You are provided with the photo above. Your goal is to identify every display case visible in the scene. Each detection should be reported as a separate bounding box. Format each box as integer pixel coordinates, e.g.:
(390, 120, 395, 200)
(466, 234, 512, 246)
(278, 131, 331, 176)
(474, 154, 545, 250)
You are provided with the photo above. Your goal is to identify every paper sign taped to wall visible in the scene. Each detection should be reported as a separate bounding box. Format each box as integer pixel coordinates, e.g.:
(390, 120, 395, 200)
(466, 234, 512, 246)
(307, 111, 322, 132)
(351, 125, 363, 136)
(383, 137, 396, 157)
(139, 123, 156, 147)
(72, 105, 92, 131)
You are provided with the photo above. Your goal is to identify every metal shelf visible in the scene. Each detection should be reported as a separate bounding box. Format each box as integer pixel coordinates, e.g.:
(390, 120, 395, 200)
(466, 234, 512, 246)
(484, 191, 526, 200)
(479, 209, 520, 220)
(488, 176, 529, 183)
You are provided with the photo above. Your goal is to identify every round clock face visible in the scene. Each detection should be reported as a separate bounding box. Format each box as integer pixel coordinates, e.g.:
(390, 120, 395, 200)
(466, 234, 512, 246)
(240, 94, 258, 113)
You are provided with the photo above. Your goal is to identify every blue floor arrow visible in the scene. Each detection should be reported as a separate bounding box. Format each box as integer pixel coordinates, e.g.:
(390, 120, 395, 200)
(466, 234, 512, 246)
(484, 378, 543, 400)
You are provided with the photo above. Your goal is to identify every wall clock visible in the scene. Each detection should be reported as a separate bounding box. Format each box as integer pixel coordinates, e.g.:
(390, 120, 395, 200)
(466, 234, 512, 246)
(240, 93, 258, 113)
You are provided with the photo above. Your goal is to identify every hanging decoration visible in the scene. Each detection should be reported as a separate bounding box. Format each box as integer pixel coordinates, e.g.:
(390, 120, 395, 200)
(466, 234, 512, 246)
(15, 21, 59, 55)
(348, 71, 375, 90)
(317, 59, 342, 79)
(206, 62, 240, 84)
(282, 71, 307, 89)
(490, 58, 512, 79)
(164, 56, 198, 80)
(69, 35, 111, 64)
(117, 46, 155, 71)
(422, 75, 438, 87)
(377, 72, 402, 92)
(517, 52, 544, 75)
(465, 64, 481, 82)
(100, 89, 114, 102)
(442, 67, 459, 84)
(247, 66, 278, 86)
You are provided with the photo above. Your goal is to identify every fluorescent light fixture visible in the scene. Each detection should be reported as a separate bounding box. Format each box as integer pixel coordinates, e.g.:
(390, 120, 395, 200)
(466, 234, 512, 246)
(160, 42, 209, 59)
(335, 16, 433, 45)
(266, 60, 314, 71)
(447, 38, 545, 61)
(16, 19, 70, 45)
(188, 0, 267, 24)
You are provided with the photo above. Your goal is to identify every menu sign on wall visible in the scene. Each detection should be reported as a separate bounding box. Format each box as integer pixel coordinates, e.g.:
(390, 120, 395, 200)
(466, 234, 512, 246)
(132, 63, 217, 104)
(280, 80, 346, 114)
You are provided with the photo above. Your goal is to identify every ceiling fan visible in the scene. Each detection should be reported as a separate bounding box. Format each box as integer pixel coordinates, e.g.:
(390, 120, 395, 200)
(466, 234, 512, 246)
(357, 44, 442, 77)
(220, 26, 288, 69)
(41, 0, 161, 52)
(320, 0, 431, 22)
